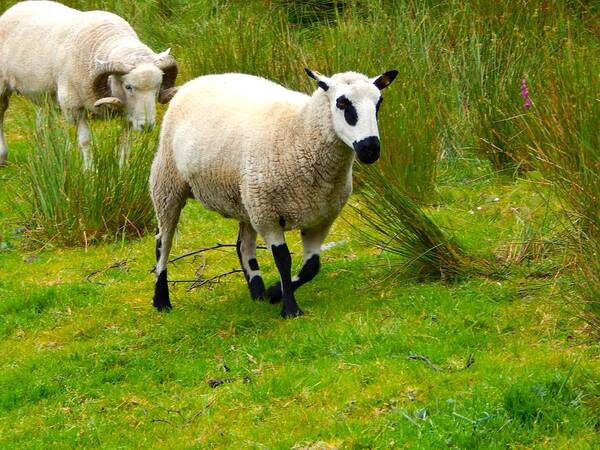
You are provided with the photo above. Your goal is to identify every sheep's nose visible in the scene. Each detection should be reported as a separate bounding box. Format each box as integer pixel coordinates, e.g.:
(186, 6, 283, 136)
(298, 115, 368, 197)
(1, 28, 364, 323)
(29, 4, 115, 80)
(353, 136, 380, 164)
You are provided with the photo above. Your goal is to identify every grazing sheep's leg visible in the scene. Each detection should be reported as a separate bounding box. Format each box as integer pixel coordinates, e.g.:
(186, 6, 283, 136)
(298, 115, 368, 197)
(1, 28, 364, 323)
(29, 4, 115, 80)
(74, 112, 92, 170)
(35, 109, 43, 130)
(151, 170, 189, 311)
(236, 222, 266, 300)
(261, 229, 303, 318)
(267, 222, 331, 304)
(0, 92, 10, 166)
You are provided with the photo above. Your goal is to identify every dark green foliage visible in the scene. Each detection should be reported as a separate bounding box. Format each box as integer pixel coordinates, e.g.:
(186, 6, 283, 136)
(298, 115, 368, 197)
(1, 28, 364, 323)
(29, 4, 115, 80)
(504, 375, 584, 430)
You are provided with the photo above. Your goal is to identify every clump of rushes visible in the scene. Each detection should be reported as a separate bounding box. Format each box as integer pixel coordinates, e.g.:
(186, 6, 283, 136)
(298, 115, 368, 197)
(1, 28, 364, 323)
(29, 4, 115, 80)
(354, 168, 484, 282)
(520, 42, 600, 335)
(16, 108, 158, 248)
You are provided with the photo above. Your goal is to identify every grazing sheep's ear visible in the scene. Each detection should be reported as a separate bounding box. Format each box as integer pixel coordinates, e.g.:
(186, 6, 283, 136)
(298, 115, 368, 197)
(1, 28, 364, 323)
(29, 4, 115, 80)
(94, 97, 124, 109)
(155, 50, 178, 104)
(158, 87, 178, 104)
(155, 48, 171, 59)
(370, 70, 399, 90)
(305, 68, 332, 92)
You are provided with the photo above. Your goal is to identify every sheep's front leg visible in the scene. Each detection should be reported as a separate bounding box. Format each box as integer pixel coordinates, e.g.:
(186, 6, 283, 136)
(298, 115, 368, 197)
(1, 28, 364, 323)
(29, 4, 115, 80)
(267, 222, 331, 304)
(237, 222, 266, 300)
(262, 229, 303, 318)
(70, 110, 92, 170)
(0, 92, 10, 166)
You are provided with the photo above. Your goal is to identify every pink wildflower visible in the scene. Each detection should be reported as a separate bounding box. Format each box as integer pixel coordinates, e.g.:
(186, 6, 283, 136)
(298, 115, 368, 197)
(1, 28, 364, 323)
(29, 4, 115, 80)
(521, 79, 531, 109)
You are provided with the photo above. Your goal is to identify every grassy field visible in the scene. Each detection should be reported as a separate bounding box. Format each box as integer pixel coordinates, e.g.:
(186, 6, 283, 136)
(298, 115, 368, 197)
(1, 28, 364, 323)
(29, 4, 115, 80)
(1, 0, 599, 448)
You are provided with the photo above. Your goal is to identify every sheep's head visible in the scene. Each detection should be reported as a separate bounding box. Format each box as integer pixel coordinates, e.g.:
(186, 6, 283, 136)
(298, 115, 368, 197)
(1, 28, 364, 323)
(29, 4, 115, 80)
(92, 49, 178, 131)
(305, 68, 398, 164)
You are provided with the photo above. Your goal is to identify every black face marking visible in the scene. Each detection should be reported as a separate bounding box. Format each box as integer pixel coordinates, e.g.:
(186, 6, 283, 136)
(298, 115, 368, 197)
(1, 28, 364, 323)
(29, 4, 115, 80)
(279, 216, 286, 227)
(248, 258, 259, 271)
(353, 136, 381, 164)
(336, 95, 357, 126)
(153, 269, 172, 311)
(376, 97, 383, 115)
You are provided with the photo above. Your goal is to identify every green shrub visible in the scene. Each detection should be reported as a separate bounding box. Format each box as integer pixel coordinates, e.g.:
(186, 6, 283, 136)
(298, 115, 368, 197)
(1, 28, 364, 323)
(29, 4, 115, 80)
(15, 109, 158, 247)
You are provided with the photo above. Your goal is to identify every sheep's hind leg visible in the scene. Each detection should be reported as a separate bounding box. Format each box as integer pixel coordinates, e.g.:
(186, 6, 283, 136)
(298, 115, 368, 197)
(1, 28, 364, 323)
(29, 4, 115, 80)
(0, 92, 10, 166)
(267, 222, 331, 304)
(261, 228, 303, 318)
(237, 222, 266, 300)
(152, 178, 189, 311)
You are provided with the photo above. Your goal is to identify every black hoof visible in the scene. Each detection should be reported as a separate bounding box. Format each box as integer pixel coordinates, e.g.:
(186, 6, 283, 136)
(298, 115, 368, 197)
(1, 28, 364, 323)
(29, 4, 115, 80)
(154, 302, 172, 312)
(153, 296, 172, 311)
(153, 270, 171, 311)
(267, 283, 283, 304)
(281, 306, 304, 319)
(249, 276, 266, 301)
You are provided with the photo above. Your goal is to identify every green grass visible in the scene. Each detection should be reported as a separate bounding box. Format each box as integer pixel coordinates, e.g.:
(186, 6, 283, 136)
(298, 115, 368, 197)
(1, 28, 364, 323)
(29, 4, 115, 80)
(2, 137, 599, 447)
(1, 0, 599, 448)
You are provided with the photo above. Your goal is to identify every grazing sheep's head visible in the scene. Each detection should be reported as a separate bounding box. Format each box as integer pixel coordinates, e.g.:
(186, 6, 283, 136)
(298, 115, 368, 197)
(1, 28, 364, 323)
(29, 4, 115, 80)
(92, 49, 178, 131)
(305, 68, 398, 164)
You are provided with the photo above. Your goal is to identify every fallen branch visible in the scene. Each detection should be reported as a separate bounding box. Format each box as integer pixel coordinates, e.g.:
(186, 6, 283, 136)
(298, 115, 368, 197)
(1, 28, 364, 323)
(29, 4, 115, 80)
(85, 259, 128, 285)
(187, 268, 243, 291)
(406, 354, 443, 372)
(407, 353, 474, 372)
(207, 377, 235, 388)
(169, 242, 268, 264)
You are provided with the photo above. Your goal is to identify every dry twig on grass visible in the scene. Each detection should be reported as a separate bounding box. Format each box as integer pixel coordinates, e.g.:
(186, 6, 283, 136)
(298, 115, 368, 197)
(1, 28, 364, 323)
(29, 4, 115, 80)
(85, 259, 128, 285)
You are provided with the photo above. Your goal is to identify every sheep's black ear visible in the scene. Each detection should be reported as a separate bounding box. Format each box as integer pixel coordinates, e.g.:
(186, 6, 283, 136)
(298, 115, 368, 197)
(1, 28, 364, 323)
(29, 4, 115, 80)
(304, 67, 329, 91)
(372, 70, 398, 90)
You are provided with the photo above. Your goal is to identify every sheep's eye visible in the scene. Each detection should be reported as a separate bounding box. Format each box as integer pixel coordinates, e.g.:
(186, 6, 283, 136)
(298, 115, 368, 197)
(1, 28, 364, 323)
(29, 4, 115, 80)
(336, 96, 350, 110)
(125, 84, 133, 92)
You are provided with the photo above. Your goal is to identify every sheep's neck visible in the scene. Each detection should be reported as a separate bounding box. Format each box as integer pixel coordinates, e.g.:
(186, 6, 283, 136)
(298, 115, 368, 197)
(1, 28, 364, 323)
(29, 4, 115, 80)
(288, 93, 354, 187)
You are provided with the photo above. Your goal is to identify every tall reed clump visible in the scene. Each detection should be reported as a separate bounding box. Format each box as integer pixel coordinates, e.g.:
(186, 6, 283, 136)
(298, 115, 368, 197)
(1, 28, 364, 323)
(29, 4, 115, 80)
(354, 168, 482, 282)
(16, 109, 158, 248)
(520, 41, 600, 335)
(447, 1, 573, 174)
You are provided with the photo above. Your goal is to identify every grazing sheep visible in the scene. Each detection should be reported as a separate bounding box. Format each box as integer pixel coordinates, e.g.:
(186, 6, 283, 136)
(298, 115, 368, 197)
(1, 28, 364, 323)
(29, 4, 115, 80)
(0, 1, 178, 168)
(150, 68, 397, 318)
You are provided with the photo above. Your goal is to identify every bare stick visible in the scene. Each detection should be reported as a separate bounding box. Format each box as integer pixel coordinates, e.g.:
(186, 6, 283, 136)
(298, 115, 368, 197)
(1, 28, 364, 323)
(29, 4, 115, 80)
(407, 353, 474, 372)
(169, 243, 268, 264)
(169, 243, 236, 263)
(187, 268, 243, 291)
(406, 354, 443, 372)
(85, 259, 128, 285)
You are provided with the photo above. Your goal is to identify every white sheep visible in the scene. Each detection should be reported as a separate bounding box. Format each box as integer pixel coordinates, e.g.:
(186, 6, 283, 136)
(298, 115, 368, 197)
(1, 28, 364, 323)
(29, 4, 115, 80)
(0, 1, 178, 169)
(150, 68, 397, 318)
